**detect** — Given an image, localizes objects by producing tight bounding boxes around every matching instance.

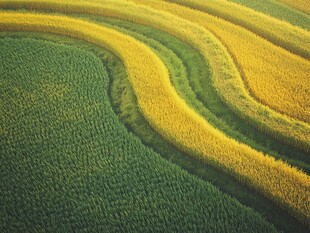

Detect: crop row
[158,0,310,58]
[130,0,310,139]
[218,0,310,30]
[92,16,309,172]
[154,0,310,122]
[78,17,308,232]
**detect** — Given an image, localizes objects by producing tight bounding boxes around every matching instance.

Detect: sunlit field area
[0,0,309,232]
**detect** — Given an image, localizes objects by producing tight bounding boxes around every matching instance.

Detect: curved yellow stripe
[154,0,310,122]
[162,0,310,58]
[126,0,310,137]
[1,11,309,224]
[1,0,309,150]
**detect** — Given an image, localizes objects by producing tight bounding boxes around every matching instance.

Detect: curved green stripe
[81,15,309,173]
[163,0,310,60]
[226,0,310,30]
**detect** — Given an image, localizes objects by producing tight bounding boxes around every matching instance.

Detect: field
[0,0,309,232]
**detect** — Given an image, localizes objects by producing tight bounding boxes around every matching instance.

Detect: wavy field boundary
[219,0,310,30]
[128,0,310,140]
[88,16,309,173]
[152,0,310,122]
[161,0,310,58]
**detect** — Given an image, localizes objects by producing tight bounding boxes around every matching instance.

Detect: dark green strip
[226,0,310,30]
[83,15,310,173]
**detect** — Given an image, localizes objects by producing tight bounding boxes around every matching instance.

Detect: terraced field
[0,0,309,232]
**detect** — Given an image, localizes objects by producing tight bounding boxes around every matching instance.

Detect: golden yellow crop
[124,0,310,147]
[153,0,310,123]
[1,11,309,224]
[163,0,310,58]
[137,0,310,123]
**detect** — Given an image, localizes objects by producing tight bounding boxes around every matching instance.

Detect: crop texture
[0,0,309,232]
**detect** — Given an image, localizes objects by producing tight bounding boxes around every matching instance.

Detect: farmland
[0,0,309,232]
